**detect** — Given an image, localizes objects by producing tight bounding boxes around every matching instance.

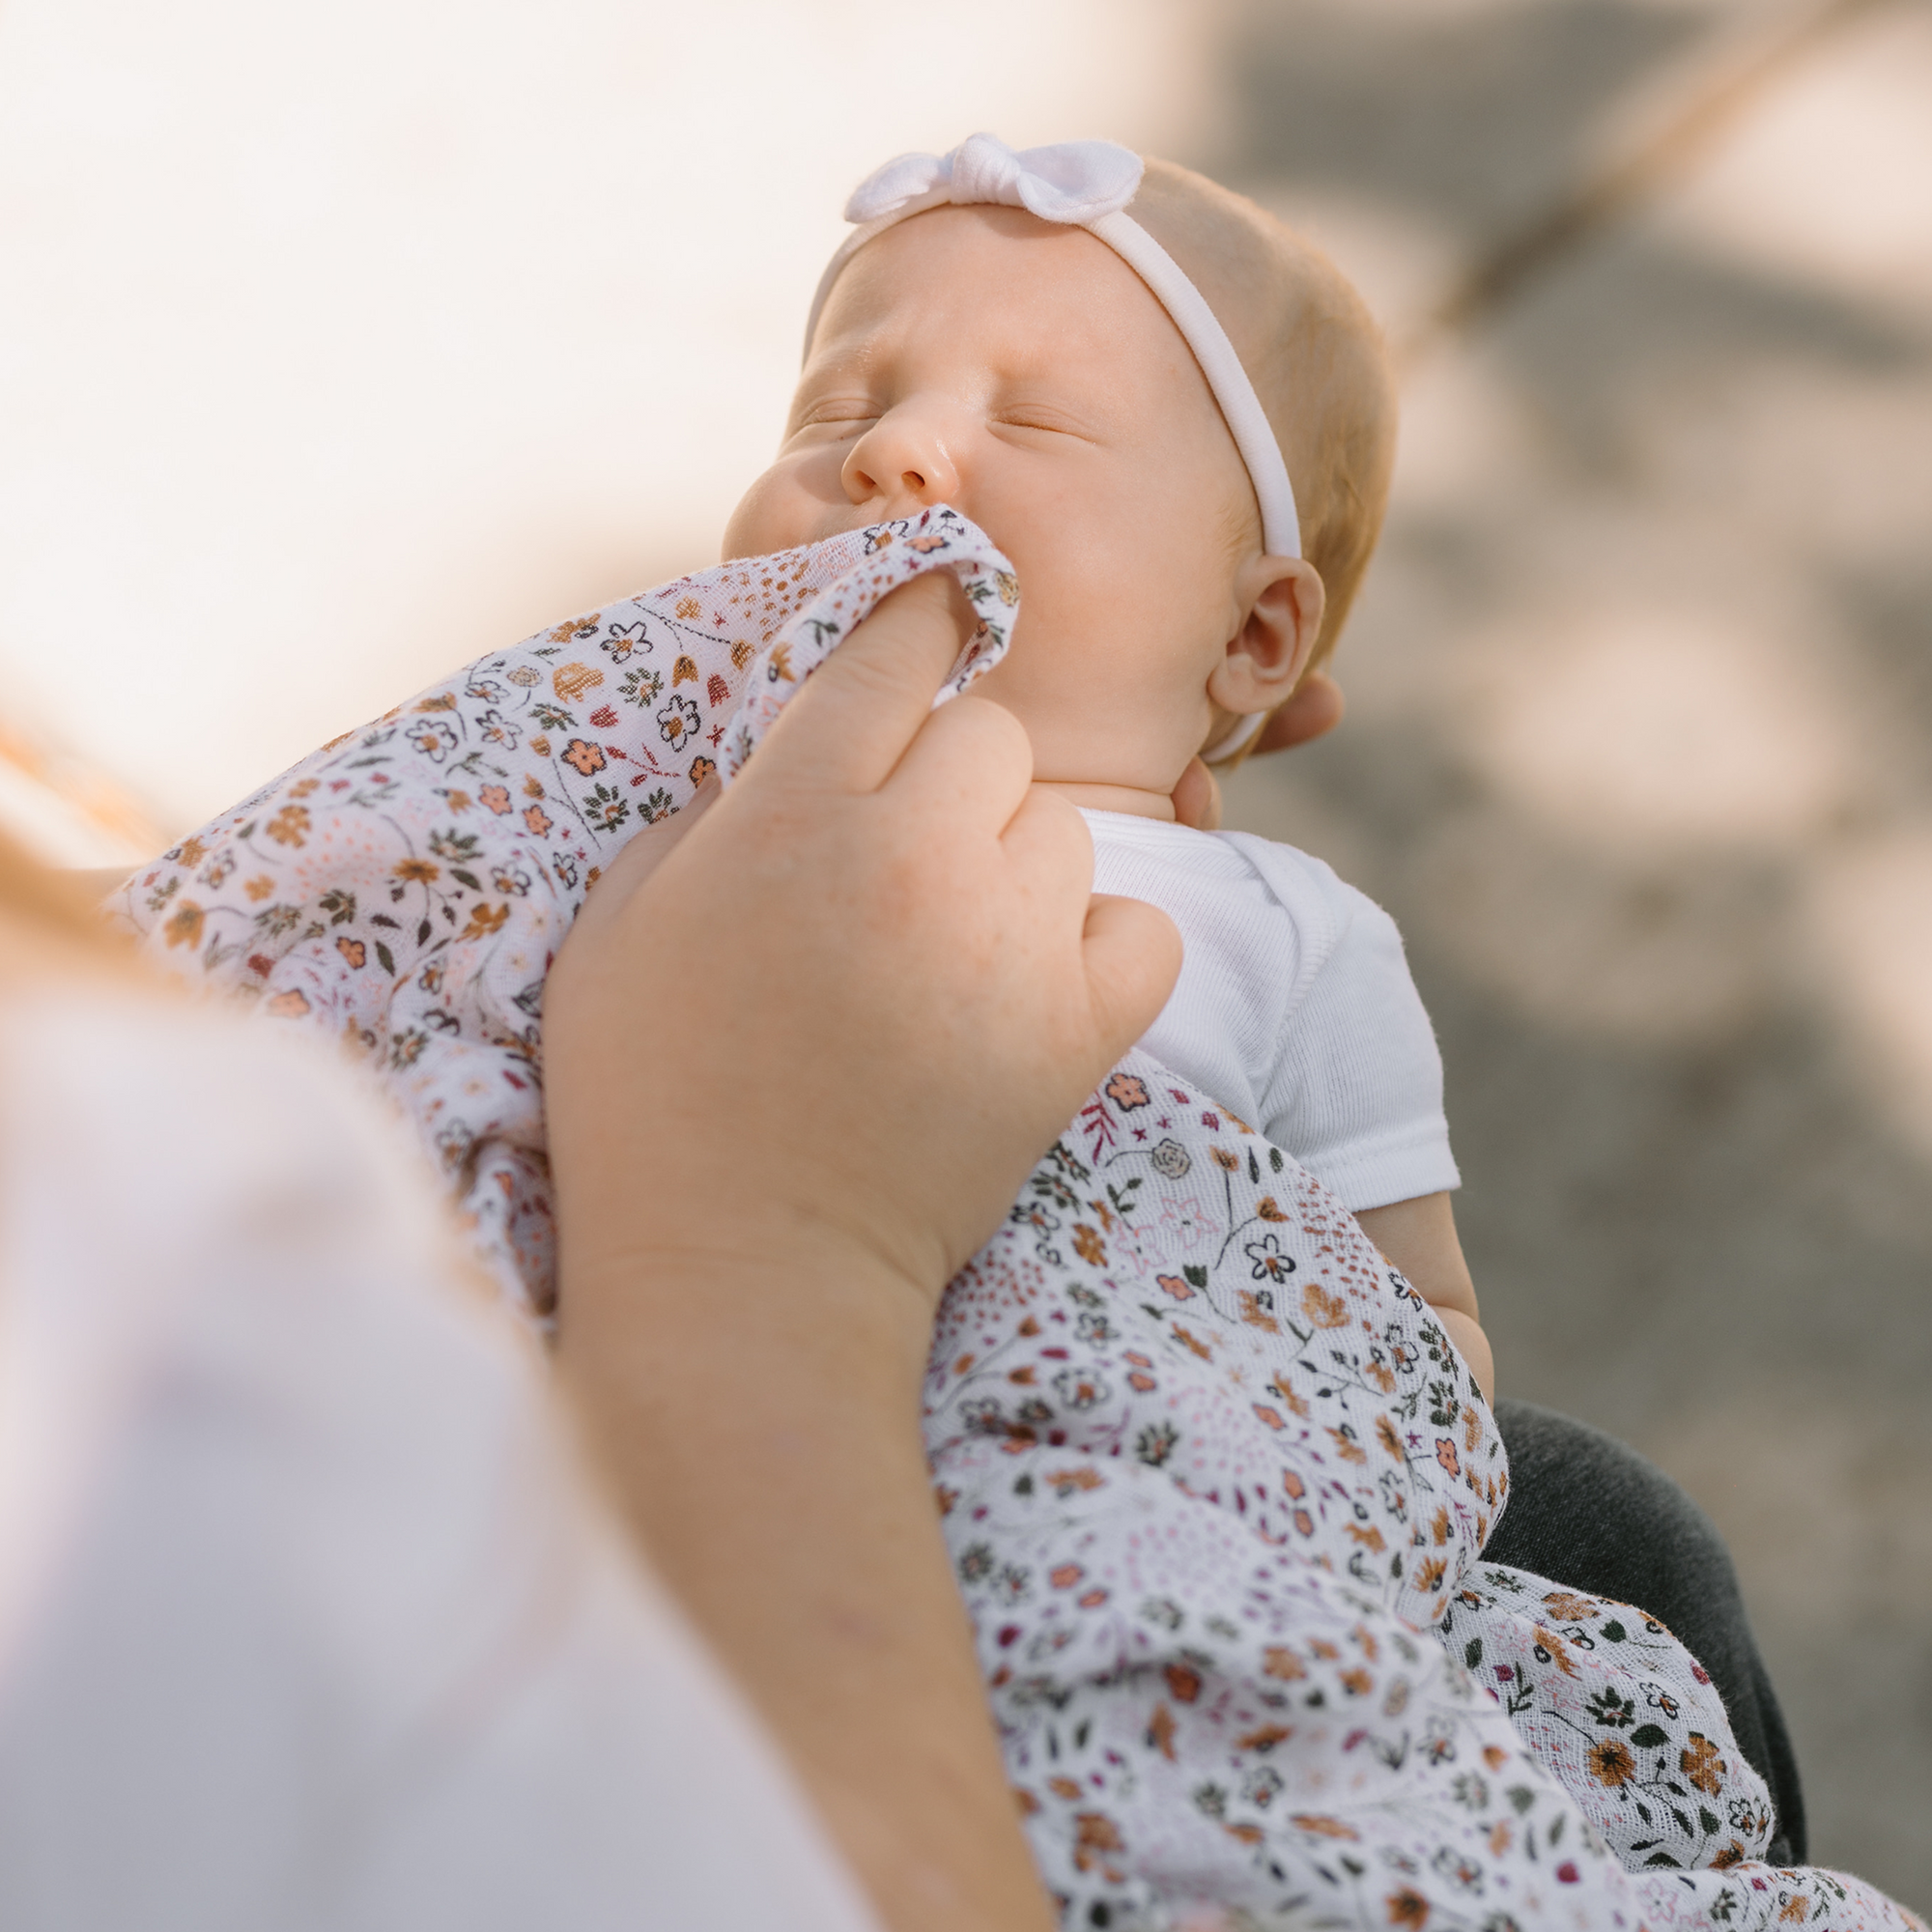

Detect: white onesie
[1083,809,1459,1212]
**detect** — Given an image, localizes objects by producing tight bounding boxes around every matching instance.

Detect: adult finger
[1171,756,1222,831]
[1079,894,1182,1065]
[753,570,976,796]
[996,781,1098,921]
[889,692,1035,836]
[1254,670,1346,755]
[567,773,719,947]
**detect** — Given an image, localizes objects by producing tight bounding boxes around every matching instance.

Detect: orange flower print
[1163,1662,1202,1704]
[1542,1591,1599,1622]
[1154,1273,1194,1300]
[1209,1145,1240,1172]
[562,737,606,777]
[548,615,599,644]
[461,902,509,940]
[674,595,701,620]
[1071,1223,1106,1267]
[1071,1812,1122,1874]
[442,789,471,813]
[688,754,716,787]
[1255,1194,1288,1221]
[1104,1071,1150,1111]
[267,804,311,847]
[1586,1739,1635,1788]
[524,804,554,838]
[393,858,440,885]
[162,900,205,949]
[1302,1282,1350,1328]
[1532,1626,1578,1678]
[1681,1733,1725,1795]
[1264,1648,1307,1683]
[1435,1437,1461,1476]
[242,874,275,902]
[672,653,698,686]
[480,785,511,814]
[1712,1841,1747,1870]
[1049,1564,1084,1589]
[1386,1886,1430,1928]
[265,988,311,1019]
[1238,1723,1292,1752]
[335,936,366,969]
[174,836,207,868]
[1292,1814,1356,1840]
[1148,1703,1177,1761]
[1372,1415,1404,1459]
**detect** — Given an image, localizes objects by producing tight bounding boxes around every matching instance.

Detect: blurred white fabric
[0,992,876,1932]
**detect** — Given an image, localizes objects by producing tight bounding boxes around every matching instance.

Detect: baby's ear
[1208,557,1326,717]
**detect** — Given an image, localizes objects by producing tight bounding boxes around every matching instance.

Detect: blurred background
[2,0,1927,1906]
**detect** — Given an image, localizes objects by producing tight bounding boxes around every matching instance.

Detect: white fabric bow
[844,134,1145,228]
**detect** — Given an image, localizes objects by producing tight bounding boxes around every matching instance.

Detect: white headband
[805,133,1298,761]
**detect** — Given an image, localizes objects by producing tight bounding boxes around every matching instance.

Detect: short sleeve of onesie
[1085,812,1458,1213]
[1228,835,1461,1210]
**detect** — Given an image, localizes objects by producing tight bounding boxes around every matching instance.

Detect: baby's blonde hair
[1129,159,1398,750]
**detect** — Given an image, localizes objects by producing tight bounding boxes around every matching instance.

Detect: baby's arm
[1352,1191,1495,1403]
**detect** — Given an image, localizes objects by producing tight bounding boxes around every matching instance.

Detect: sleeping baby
[114,136,1910,1931]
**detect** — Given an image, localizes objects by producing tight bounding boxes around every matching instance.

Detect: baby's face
[723,207,1263,799]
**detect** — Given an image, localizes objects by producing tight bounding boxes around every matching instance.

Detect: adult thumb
[1078,894,1181,1068]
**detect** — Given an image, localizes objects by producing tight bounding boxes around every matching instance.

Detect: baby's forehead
[809,207,1200,383]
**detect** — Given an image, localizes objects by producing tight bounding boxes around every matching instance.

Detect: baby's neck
[1033,780,1177,822]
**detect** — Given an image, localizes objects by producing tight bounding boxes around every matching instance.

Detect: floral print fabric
[113,519,1916,1932]
[933,1065,1905,1927]
[110,506,1016,1313]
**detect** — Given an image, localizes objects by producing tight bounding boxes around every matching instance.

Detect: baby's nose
[840,409,961,509]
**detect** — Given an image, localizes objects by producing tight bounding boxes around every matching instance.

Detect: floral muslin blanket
[113,512,1914,1932]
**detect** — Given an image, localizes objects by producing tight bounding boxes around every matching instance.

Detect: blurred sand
[1212,0,1932,1903]
[3,0,1928,1908]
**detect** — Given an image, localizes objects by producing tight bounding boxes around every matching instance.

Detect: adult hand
[546,571,1179,1932]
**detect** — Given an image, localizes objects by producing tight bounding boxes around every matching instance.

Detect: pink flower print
[523,804,554,838]
[479,785,512,815]
[1152,1197,1210,1257]
[1104,1071,1151,1111]
[562,738,606,777]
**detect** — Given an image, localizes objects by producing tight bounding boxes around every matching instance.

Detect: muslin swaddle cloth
[115,513,1913,1932]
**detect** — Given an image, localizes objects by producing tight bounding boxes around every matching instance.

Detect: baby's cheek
[719,460,844,559]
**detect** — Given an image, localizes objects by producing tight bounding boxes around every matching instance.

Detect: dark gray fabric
[1485,1399,1805,1867]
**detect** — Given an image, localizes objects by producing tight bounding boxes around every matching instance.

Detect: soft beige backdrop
[4,0,1929,1910]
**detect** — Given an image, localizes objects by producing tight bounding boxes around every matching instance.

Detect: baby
[730,135,1492,1403]
[114,136,1908,1932]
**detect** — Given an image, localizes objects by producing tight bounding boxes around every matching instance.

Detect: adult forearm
[555,1238,1054,1932]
